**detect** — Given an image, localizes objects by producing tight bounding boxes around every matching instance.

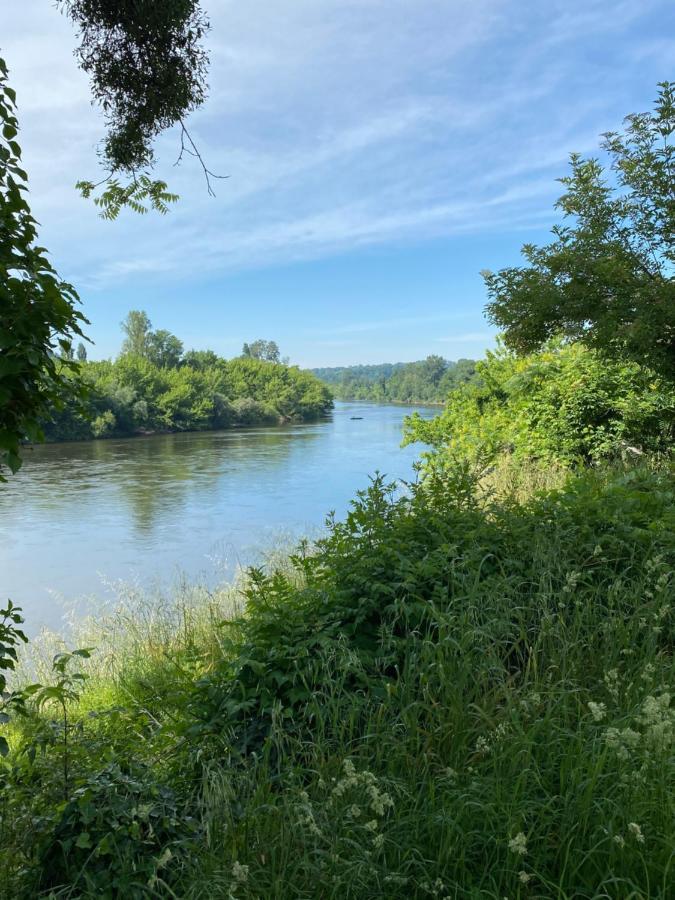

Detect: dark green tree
[0,61,86,477]
[146,329,184,369]
[485,83,675,377]
[76,342,88,362]
[58,0,215,216]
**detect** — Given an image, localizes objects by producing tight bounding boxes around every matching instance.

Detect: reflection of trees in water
[2,425,325,534]
[111,427,324,533]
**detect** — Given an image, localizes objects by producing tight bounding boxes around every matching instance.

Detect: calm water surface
[0,402,434,632]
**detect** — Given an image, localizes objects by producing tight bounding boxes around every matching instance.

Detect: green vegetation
[313,356,477,403]
[404,342,674,468]
[1,84,673,899]
[485,82,674,377]
[42,312,333,441]
[0,462,673,897]
[0,59,87,478]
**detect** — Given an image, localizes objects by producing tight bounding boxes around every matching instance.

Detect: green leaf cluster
[405,342,674,467]
[0,57,88,477]
[485,82,675,376]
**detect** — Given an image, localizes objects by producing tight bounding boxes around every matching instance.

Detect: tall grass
[0,461,672,898]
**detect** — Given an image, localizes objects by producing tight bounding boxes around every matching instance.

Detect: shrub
[405,342,675,467]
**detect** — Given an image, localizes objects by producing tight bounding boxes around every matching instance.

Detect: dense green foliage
[1,462,673,897]
[313,356,477,402]
[43,349,333,441]
[0,59,87,478]
[485,83,675,377]
[405,343,674,467]
[60,0,212,217]
[60,0,209,172]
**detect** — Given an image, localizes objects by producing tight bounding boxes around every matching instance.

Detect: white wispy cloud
[1,0,671,292]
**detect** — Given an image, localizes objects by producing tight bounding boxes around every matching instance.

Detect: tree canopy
[0,60,86,477]
[314,357,478,403]
[242,340,282,364]
[59,0,210,174]
[485,83,675,377]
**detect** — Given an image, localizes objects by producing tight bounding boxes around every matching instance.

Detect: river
[0,401,435,633]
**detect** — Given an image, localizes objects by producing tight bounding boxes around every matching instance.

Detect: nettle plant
[23,648,93,800]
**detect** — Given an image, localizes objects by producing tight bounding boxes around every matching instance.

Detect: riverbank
[1,458,672,897]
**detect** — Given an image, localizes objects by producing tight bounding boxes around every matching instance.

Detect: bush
[405,342,675,467]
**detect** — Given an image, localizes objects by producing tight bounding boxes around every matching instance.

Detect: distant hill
[309,357,478,403]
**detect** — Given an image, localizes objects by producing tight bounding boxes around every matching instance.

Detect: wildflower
[343,759,356,777]
[519,871,532,884]
[349,804,361,819]
[588,701,607,722]
[604,669,620,701]
[367,783,393,816]
[444,767,458,780]
[638,693,673,753]
[604,726,641,760]
[508,832,528,856]
[365,819,378,832]
[613,834,625,848]
[628,822,645,844]
[232,861,249,883]
[475,735,490,755]
[373,833,385,849]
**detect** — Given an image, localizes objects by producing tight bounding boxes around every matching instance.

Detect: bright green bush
[405,342,675,467]
[42,353,333,441]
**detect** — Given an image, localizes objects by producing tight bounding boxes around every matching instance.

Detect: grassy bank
[1,460,673,898]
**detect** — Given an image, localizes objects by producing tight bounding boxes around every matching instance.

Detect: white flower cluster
[603,691,673,762]
[508,832,528,856]
[474,722,509,756]
[331,758,394,820]
[588,701,607,722]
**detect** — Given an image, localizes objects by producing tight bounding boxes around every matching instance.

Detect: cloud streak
[2,0,671,295]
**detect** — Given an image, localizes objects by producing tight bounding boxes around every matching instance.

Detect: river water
[0,401,435,632]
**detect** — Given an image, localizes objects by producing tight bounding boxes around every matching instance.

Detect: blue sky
[2,0,673,366]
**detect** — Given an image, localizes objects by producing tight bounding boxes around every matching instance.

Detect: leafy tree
[0,61,87,477]
[182,349,220,371]
[43,335,333,441]
[313,358,478,403]
[76,342,88,362]
[57,0,213,215]
[1,2,216,471]
[120,310,152,358]
[485,83,675,377]
[146,329,183,369]
[246,340,282,363]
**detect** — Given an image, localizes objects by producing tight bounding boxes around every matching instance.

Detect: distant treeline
[44,313,333,441]
[311,356,478,403]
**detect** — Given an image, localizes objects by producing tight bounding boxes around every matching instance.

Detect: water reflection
[0,402,433,631]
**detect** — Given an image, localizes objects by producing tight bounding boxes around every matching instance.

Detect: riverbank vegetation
[1,459,672,898]
[1,74,673,900]
[312,356,478,403]
[43,313,333,441]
